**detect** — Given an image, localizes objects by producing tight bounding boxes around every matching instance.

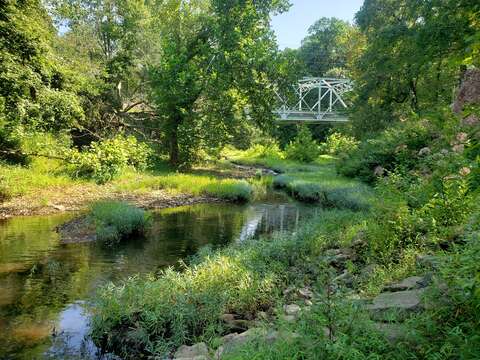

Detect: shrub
[69,135,153,184]
[337,120,435,184]
[0,127,27,164]
[90,201,151,246]
[243,142,285,160]
[285,126,320,163]
[319,132,359,155]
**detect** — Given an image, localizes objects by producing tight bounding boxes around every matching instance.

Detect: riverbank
[90,146,480,359]
[89,154,377,358]
[0,161,270,219]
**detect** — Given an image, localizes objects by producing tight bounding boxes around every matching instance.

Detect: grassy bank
[89,154,375,358]
[91,135,480,359]
[0,158,257,217]
[226,147,373,209]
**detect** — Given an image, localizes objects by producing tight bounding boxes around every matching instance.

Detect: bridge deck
[274,111,349,123]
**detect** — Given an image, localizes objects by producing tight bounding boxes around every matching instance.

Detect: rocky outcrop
[453,68,480,113]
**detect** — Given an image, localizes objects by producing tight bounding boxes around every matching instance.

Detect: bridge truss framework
[274,77,353,123]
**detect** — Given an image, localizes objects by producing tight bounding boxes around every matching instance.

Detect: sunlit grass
[90,201,151,245]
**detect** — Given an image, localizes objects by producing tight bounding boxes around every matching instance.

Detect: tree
[298,17,357,77]
[148,0,289,167]
[351,0,480,137]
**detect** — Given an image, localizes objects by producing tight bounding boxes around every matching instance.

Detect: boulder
[453,68,480,113]
[214,328,266,359]
[333,270,354,287]
[214,328,298,359]
[366,289,425,320]
[174,342,210,360]
[297,287,313,299]
[283,304,301,316]
[281,314,297,323]
[383,276,428,292]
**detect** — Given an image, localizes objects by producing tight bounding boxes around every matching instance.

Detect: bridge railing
[274,77,353,123]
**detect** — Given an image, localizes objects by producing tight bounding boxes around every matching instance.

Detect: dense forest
[1,0,480,359]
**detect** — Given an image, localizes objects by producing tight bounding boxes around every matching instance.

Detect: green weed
[89,201,151,245]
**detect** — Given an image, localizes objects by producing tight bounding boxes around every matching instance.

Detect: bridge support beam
[274,77,353,123]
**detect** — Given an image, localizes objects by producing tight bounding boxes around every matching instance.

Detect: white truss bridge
[274,77,353,123]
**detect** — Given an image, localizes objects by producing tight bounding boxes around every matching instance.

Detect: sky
[272,0,364,49]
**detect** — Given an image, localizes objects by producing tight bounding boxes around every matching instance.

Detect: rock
[174,342,210,360]
[226,319,250,332]
[383,276,429,292]
[297,287,313,299]
[416,255,440,269]
[220,314,235,323]
[359,264,377,282]
[283,286,296,296]
[325,248,342,256]
[418,147,431,156]
[462,114,479,126]
[366,289,425,320]
[51,204,66,211]
[283,304,301,316]
[453,68,480,113]
[214,328,262,359]
[333,270,354,287]
[374,166,385,177]
[256,311,268,320]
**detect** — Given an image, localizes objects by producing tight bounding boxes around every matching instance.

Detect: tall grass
[90,201,151,245]
[90,209,367,358]
[115,172,254,202]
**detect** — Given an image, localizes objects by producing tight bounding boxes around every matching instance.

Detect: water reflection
[0,197,314,359]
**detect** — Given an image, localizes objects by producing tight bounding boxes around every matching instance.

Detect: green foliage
[203,180,252,202]
[337,119,436,184]
[25,89,85,131]
[319,132,359,156]
[285,126,320,163]
[298,17,360,77]
[148,0,289,167]
[90,201,150,246]
[90,205,368,358]
[69,135,153,184]
[351,0,479,136]
[0,127,26,164]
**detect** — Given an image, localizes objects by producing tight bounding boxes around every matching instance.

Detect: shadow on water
[0,193,316,359]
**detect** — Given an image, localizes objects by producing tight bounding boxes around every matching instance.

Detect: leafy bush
[242,142,285,160]
[25,89,85,131]
[0,126,27,164]
[319,132,359,155]
[69,135,153,184]
[90,201,151,246]
[337,120,436,184]
[285,126,320,163]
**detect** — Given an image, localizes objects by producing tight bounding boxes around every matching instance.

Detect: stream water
[0,193,316,359]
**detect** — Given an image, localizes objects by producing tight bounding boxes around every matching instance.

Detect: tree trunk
[168,114,181,167]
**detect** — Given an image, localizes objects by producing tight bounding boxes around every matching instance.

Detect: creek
[0,192,317,359]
